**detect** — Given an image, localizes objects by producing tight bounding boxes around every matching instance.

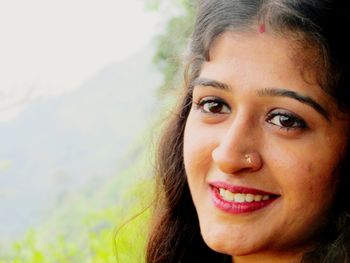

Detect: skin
[183,30,349,262]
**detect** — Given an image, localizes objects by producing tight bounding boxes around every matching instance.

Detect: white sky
[0,0,162,122]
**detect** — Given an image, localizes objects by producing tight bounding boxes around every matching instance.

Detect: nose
[211,118,263,175]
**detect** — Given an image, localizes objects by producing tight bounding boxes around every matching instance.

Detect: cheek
[183,117,218,177]
[268,141,339,206]
[184,129,212,178]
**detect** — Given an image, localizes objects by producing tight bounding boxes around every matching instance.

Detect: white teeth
[219,188,225,197]
[224,190,235,201]
[218,188,272,203]
[262,195,270,200]
[220,189,235,201]
[254,195,263,202]
[245,194,254,202]
[235,193,245,203]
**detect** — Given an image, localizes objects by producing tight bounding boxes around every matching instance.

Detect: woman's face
[183,31,349,261]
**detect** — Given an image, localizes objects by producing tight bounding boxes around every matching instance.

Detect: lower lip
[211,187,277,214]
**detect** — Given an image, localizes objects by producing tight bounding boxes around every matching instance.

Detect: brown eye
[266,111,307,130]
[196,97,231,114]
[278,115,296,127]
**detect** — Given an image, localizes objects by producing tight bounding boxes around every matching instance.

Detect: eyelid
[266,109,308,130]
[194,96,231,114]
[267,109,305,121]
[196,96,228,105]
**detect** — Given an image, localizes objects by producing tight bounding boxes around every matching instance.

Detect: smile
[219,188,271,203]
[209,182,279,214]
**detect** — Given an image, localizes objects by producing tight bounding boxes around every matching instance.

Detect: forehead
[201,31,331,107]
[208,31,303,76]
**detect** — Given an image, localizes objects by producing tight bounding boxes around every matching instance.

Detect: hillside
[0,45,162,248]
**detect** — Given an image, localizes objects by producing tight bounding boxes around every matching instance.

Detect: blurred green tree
[148,0,195,95]
[1,1,196,262]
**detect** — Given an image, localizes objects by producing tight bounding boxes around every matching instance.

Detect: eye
[266,110,307,130]
[195,96,231,114]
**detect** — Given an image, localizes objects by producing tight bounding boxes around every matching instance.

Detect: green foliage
[3,197,149,262]
[0,1,194,262]
[152,0,195,95]
[1,138,154,263]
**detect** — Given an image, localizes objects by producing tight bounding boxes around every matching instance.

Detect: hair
[146,1,350,262]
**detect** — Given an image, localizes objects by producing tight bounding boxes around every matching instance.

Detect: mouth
[218,188,271,202]
[209,182,279,214]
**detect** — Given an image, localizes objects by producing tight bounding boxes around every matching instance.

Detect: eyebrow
[257,88,330,120]
[191,77,330,121]
[191,77,230,90]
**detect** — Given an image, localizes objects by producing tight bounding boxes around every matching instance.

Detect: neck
[232,249,307,263]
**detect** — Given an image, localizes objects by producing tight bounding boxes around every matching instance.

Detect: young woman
[146,1,350,262]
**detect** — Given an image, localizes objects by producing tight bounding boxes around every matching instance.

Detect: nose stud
[212,147,263,174]
[244,154,252,164]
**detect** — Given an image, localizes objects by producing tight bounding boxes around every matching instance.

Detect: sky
[0,0,167,244]
[0,0,162,122]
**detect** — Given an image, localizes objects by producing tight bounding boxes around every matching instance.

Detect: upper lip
[209,181,279,196]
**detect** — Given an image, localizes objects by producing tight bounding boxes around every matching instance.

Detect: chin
[200,227,256,257]
[204,238,254,257]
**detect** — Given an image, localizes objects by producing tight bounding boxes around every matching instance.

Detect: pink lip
[210,182,277,195]
[209,182,279,214]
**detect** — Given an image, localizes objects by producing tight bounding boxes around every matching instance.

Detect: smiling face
[183,31,349,262]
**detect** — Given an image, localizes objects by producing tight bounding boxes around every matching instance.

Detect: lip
[209,181,279,214]
[210,181,278,195]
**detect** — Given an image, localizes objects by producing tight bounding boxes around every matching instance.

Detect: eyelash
[266,110,308,131]
[194,96,308,131]
[194,96,231,114]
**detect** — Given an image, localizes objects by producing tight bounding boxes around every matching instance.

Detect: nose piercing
[244,154,252,164]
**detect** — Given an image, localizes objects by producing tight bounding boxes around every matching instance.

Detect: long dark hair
[146,1,350,262]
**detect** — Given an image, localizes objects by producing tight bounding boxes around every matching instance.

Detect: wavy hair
[146,1,350,262]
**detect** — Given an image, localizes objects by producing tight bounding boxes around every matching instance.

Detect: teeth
[254,195,263,202]
[262,195,270,200]
[220,189,235,201]
[218,188,272,203]
[224,190,235,201]
[245,194,254,202]
[235,193,245,203]
[219,188,225,197]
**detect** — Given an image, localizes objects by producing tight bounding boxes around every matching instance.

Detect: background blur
[0,0,194,262]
